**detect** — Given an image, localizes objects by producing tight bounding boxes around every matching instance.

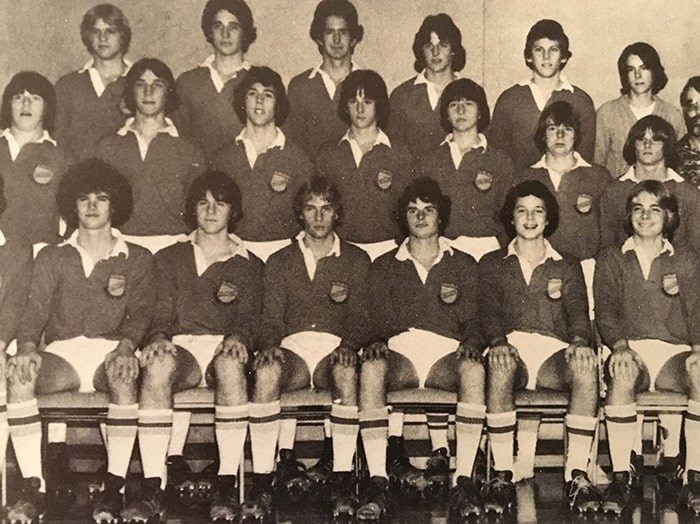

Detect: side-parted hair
[397,177,451,236]
[338,70,390,130]
[412,13,466,73]
[681,76,700,108]
[0,175,6,216]
[58,158,132,229]
[500,180,559,238]
[0,71,56,133]
[123,58,178,116]
[624,179,680,240]
[534,100,581,153]
[524,19,571,70]
[439,78,490,133]
[617,42,668,95]
[622,115,679,169]
[80,4,132,54]
[309,0,364,52]
[233,66,289,125]
[201,0,257,52]
[185,171,242,232]
[294,175,344,227]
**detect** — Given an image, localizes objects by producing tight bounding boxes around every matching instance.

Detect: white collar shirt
[505,238,563,285]
[296,231,341,280]
[621,236,675,280]
[1,129,57,162]
[414,70,458,110]
[186,231,249,277]
[339,128,392,168]
[117,117,179,160]
[618,166,685,183]
[234,127,286,169]
[79,58,132,97]
[518,73,574,111]
[395,236,454,285]
[440,133,488,170]
[60,228,129,278]
[308,61,358,100]
[530,151,591,191]
[200,55,251,94]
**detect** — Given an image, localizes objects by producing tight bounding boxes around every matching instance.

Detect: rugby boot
[166,455,197,508]
[196,460,219,506]
[357,475,390,521]
[630,451,644,503]
[656,455,684,509]
[329,471,358,519]
[7,477,44,524]
[209,475,239,521]
[121,476,166,523]
[306,437,333,487]
[680,470,700,516]
[565,469,602,513]
[424,447,450,498]
[240,473,274,522]
[481,470,516,515]
[601,471,633,516]
[472,447,488,484]
[275,449,311,502]
[448,475,483,520]
[44,442,76,518]
[388,436,426,496]
[91,473,124,523]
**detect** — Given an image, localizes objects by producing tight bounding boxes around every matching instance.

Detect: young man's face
[682,87,700,138]
[244,82,276,127]
[446,97,479,134]
[318,15,354,61]
[347,88,377,130]
[134,69,168,118]
[635,128,665,167]
[630,191,665,239]
[406,198,439,240]
[626,54,653,96]
[544,119,575,157]
[88,18,124,60]
[11,90,44,132]
[422,32,453,75]
[527,37,565,79]
[513,194,547,240]
[302,194,336,241]
[77,191,112,230]
[196,190,233,235]
[210,10,244,57]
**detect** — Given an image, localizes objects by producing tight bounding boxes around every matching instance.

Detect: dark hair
[397,177,451,236]
[624,179,680,240]
[185,171,242,233]
[293,175,344,228]
[0,175,6,216]
[500,180,559,238]
[534,100,581,153]
[681,76,700,109]
[309,0,364,53]
[123,58,178,116]
[338,70,390,130]
[524,19,571,71]
[622,115,679,169]
[57,158,132,229]
[439,78,490,133]
[412,13,466,73]
[80,4,131,54]
[233,66,289,125]
[617,42,668,95]
[201,0,257,52]
[0,71,56,133]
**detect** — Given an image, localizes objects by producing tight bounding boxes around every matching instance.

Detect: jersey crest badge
[377,169,393,190]
[576,194,593,214]
[216,281,239,303]
[106,274,126,298]
[440,283,459,304]
[330,281,348,303]
[32,165,54,185]
[547,278,562,300]
[270,172,290,193]
[474,171,493,192]
[663,273,679,296]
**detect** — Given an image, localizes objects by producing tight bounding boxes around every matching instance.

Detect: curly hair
[500,180,559,239]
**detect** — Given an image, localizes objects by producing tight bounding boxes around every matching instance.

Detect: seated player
[478,180,600,515]
[96,58,205,253]
[595,181,700,516]
[210,65,312,262]
[0,71,72,246]
[388,13,467,161]
[242,176,369,520]
[677,76,700,187]
[417,78,515,261]
[5,159,154,523]
[141,171,262,521]
[315,69,413,261]
[358,177,484,520]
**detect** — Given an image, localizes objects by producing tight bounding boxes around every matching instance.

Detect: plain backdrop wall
[0,0,696,113]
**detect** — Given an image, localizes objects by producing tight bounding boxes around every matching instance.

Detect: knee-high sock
[685,400,700,473]
[605,404,637,474]
[8,399,43,487]
[514,416,540,480]
[454,403,485,482]
[278,415,297,454]
[331,404,358,473]
[106,403,138,479]
[564,414,598,481]
[167,410,191,457]
[427,412,449,452]
[632,413,644,455]
[659,413,683,459]
[388,410,404,438]
[248,401,280,474]
[0,388,8,471]
[360,407,389,478]
[215,404,248,476]
[486,411,516,473]
[323,417,331,438]
[138,409,172,486]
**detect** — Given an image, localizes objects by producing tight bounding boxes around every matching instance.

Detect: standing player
[595,42,686,178]
[210,66,312,262]
[388,13,467,161]
[478,181,600,515]
[5,159,154,524]
[677,76,700,187]
[96,58,204,253]
[358,177,485,521]
[315,69,413,261]
[285,0,364,159]
[54,4,132,160]
[418,78,514,261]
[488,19,595,171]
[243,176,370,520]
[174,0,256,158]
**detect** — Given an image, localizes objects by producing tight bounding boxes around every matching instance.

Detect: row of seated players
[2,157,700,522]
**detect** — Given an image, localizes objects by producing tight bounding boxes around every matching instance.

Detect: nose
[314,209,324,221]
[356,102,364,114]
[556,126,565,138]
[98,30,108,42]
[642,136,654,147]
[431,44,440,57]
[332,30,341,44]
[634,68,642,79]
[20,95,31,107]
[416,209,426,220]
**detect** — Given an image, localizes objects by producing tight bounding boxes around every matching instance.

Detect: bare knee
[141,353,176,391]
[332,362,358,405]
[253,361,282,402]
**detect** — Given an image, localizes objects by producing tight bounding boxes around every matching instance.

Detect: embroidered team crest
[216,281,239,304]
[270,172,290,193]
[474,171,493,192]
[106,274,126,298]
[576,193,593,214]
[440,283,459,304]
[329,281,348,303]
[547,278,562,300]
[663,273,680,296]
[32,165,54,185]
[376,169,393,190]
